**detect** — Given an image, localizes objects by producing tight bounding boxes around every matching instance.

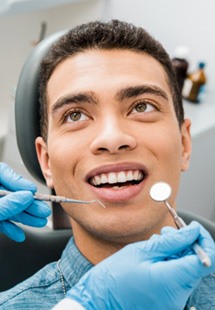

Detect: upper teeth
[90,170,143,186]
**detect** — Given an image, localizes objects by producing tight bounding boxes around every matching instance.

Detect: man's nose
[90,118,137,155]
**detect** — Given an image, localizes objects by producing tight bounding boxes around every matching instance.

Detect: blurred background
[0,0,214,222]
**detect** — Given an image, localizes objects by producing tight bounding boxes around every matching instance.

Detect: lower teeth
[113,186,121,189]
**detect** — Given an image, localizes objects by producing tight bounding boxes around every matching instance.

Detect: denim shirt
[0,237,214,310]
[0,238,93,309]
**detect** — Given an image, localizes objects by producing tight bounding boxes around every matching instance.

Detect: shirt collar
[59,237,94,288]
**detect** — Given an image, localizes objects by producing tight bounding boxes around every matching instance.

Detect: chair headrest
[15,30,66,184]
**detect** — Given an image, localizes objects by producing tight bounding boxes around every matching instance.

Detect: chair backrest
[0,228,71,292]
[15,31,66,184]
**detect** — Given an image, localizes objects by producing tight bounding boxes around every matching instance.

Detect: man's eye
[64,110,89,122]
[132,101,155,114]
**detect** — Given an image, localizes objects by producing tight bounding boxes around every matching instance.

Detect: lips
[86,164,148,202]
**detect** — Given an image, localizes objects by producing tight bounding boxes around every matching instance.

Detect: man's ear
[35,137,54,188]
[181,118,192,172]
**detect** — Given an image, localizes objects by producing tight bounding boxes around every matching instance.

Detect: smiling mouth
[88,170,145,189]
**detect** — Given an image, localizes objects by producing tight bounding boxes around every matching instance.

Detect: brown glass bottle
[182,62,206,103]
[172,46,189,92]
[172,59,189,92]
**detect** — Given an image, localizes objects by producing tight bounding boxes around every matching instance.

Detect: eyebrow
[50,84,169,115]
[51,92,98,115]
[115,85,169,102]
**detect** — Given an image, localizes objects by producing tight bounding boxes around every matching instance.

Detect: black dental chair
[0,228,71,292]
[1,31,215,293]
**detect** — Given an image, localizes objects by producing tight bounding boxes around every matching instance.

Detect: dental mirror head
[150,181,172,202]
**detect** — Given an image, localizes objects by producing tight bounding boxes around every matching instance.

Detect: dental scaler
[0,190,106,208]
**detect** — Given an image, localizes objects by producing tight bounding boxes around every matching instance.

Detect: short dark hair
[39,19,183,140]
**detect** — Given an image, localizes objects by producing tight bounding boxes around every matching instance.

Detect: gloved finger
[0,220,25,242]
[160,226,177,235]
[0,162,37,193]
[192,222,215,268]
[160,226,193,259]
[138,222,201,259]
[161,222,215,263]
[195,221,215,248]
[0,191,34,220]
[147,233,160,242]
[25,200,51,218]
[165,250,215,285]
[10,212,48,227]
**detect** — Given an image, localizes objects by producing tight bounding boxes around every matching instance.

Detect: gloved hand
[55,222,215,310]
[0,162,51,242]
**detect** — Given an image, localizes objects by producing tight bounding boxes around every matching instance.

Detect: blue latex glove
[0,162,51,242]
[64,222,215,310]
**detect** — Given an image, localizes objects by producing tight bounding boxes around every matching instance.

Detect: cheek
[147,123,181,149]
[47,134,89,195]
[47,142,73,184]
[145,125,183,170]
[154,128,183,195]
[48,132,81,166]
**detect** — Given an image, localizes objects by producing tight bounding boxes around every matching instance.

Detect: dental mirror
[150,181,171,202]
[149,181,211,267]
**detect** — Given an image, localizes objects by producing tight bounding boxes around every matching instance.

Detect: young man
[1,163,213,310]
[0,20,214,309]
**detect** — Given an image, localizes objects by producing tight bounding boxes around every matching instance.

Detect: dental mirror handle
[164,201,186,228]
[173,214,187,229]
[164,201,211,267]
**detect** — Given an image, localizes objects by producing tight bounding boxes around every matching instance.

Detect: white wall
[0,0,105,138]
[104,0,215,89]
[177,126,215,220]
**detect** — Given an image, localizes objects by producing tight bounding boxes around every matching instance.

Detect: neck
[70,213,176,265]
[71,220,123,264]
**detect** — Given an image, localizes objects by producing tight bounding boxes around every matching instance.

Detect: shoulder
[0,262,65,309]
[186,274,215,310]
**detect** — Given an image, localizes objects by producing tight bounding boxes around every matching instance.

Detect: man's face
[36,49,191,245]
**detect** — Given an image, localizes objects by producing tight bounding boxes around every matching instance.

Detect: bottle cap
[198,62,205,69]
[174,46,190,59]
